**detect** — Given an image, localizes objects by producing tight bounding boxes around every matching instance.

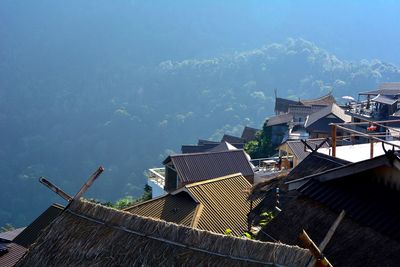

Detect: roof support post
[370,138,374,159]
[331,124,337,157]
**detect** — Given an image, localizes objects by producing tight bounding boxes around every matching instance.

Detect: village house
[16,199,312,267]
[304,103,351,138]
[277,138,330,167]
[163,149,254,192]
[126,173,259,236]
[256,150,400,266]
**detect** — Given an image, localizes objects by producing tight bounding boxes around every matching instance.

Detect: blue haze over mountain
[1,0,400,227]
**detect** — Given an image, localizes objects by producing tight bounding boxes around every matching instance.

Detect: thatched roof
[17,200,311,267]
[258,197,400,266]
[13,203,63,248]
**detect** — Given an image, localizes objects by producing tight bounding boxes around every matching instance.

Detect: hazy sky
[1,0,400,67]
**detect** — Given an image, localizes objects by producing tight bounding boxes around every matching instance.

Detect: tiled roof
[300,94,336,106]
[266,113,293,127]
[359,83,400,96]
[127,173,258,236]
[163,150,254,184]
[304,103,351,128]
[0,242,27,267]
[13,203,63,248]
[0,228,25,241]
[274,97,299,114]
[241,126,260,142]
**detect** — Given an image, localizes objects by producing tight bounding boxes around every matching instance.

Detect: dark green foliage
[244,127,274,158]
[258,211,274,227]
[87,184,153,210]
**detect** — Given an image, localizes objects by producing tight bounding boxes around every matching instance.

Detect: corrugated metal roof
[165,150,254,184]
[125,193,198,226]
[298,162,400,240]
[0,228,25,242]
[127,173,257,236]
[0,242,27,267]
[13,203,63,248]
[285,139,330,162]
[185,173,256,236]
[285,152,350,182]
[266,113,293,126]
[305,103,351,128]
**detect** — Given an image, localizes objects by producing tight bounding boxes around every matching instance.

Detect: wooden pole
[370,138,374,159]
[299,230,333,267]
[331,124,337,157]
[73,166,105,201]
[319,210,345,252]
[39,177,73,202]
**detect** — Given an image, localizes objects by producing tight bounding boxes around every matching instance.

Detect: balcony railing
[146,167,165,188]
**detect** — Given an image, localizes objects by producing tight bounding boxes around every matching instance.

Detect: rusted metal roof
[127,173,257,236]
[164,150,254,184]
[0,242,27,267]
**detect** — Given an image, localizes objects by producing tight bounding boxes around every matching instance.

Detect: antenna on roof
[274,88,277,99]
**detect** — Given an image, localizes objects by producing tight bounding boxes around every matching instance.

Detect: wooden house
[304,103,351,138]
[127,173,259,236]
[163,149,254,192]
